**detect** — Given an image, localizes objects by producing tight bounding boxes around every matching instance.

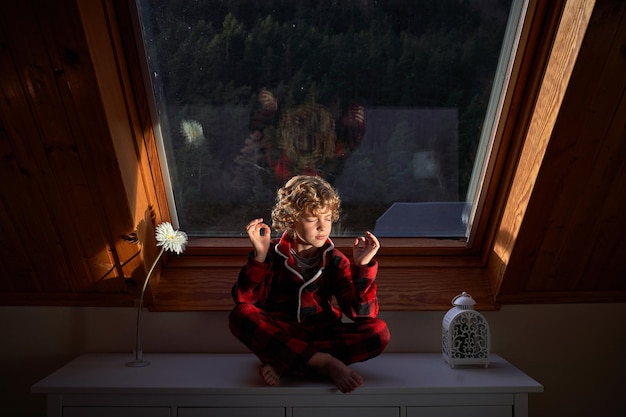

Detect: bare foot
[307,352,363,393]
[259,364,280,386]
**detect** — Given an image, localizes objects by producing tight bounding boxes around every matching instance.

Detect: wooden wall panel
[76,0,175,292]
[105,0,174,226]
[38,0,139,285]
[0,184,41,292]
[532,1,625,292]
[570,83,626,291]
[155,263,493,312]
[0,0,154,304]
[487,0,596,296]
[0,4,86,293]
[496,0,626,301]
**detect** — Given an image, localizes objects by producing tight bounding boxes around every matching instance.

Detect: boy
[229,175,390,393]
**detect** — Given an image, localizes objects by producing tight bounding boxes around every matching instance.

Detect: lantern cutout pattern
[442,292,490,368]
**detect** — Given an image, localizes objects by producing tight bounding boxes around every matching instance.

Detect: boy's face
[292,207,333,250]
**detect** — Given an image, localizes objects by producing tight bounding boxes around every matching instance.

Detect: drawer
[293,407,399,417]
[63,407,170,417]
[407,406,511,417]
[178,408,284,417]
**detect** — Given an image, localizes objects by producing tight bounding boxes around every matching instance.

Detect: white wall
[2,304,625,416]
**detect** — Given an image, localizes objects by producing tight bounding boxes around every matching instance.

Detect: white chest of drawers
[32,353,542,417]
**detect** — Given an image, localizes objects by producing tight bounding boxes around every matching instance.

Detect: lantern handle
[451,291,475,307]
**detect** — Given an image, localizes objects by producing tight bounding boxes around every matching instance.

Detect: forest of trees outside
[136,0,513,236]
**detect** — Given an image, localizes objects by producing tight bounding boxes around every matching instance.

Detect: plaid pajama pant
[229,302,390,376]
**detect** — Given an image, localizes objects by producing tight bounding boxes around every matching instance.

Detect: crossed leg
[229,303,390,392]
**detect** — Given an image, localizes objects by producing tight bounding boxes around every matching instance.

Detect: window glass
[135,0,517,237]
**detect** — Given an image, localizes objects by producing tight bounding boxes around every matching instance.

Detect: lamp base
[126,359,150,367]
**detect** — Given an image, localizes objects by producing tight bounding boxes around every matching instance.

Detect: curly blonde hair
[271,175,341,234]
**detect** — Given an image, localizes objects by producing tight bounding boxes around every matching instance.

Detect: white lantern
[442,292,490,368]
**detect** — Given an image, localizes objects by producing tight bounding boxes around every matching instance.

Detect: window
[134,0,523,240]
[110,0,569,311]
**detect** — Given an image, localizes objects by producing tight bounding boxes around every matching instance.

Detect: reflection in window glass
[135,0,516,237]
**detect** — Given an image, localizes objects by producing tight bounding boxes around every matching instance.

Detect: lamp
[442,291,490,368]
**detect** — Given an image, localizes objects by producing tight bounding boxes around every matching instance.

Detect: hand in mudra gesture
[246,218,271,263]
[352,231,380,266]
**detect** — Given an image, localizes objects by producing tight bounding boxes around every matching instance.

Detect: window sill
[154,237,496,312]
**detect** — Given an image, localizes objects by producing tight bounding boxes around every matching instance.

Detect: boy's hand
[246,218,271,263]
[353,231,380,266]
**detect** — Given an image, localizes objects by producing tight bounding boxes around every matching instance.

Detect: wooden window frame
[79,0,595,311]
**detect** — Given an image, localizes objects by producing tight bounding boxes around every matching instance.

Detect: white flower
[155,222,188,254]
[180,119,205,146]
